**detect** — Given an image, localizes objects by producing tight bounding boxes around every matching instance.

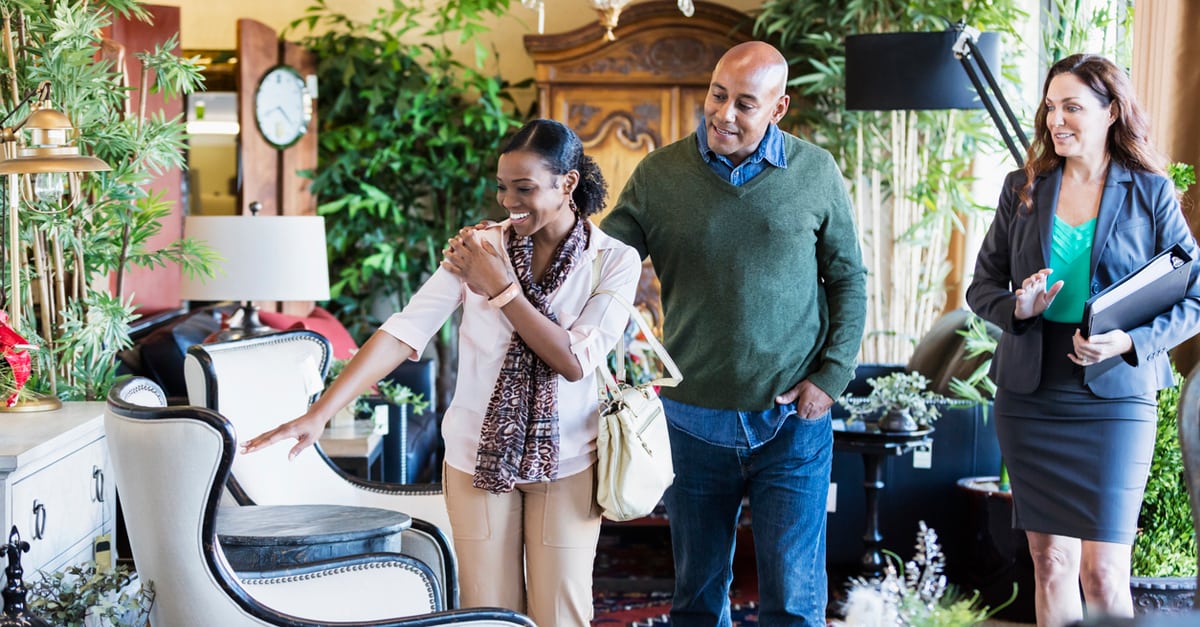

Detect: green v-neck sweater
[601,132,867,410]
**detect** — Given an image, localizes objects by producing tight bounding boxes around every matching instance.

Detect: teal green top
[600,132,867,409]
[1043,216,1095,323]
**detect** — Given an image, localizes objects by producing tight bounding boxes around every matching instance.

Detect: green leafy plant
[1129,165,1199,578]
[28,561,154,627]
[839,522,1011,626]
[285,1,521,332]
[1,1,215,402]
[1168,162,1196,195]
[946,314,999,407]
[284,0,525,408]
[839,371,955,429]
[1131,367,1195,578]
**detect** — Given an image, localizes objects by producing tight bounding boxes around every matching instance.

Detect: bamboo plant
[0,0,215,401]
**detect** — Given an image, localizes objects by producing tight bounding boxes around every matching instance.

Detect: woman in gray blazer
[967,53,1200,627]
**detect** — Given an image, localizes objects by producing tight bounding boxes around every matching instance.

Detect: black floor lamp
[844,21,1028,167]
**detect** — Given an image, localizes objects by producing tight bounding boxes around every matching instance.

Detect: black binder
[1081,242,1193,383]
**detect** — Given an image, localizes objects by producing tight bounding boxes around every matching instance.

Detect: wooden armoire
[524,1,754,217]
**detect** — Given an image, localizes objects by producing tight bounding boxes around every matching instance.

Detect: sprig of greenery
[1168,162,1195,195]
[374,379,430,416]
[326,358,429,417]
[29,561,154,627]
[947,313,998,408]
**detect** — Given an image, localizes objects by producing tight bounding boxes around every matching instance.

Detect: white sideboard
[0,401,115,580]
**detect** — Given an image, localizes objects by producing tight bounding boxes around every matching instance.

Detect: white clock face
[254,66,312,149]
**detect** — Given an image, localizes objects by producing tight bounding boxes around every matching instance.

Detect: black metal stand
[834,426,935,577]
[951,21,1029,166]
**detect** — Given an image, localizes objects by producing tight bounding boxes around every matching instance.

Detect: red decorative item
[0,312,32,407]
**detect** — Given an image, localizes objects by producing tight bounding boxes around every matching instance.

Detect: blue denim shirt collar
[695,118,787,186]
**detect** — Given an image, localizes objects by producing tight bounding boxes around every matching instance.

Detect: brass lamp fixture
[522,0,694,40]
[0,80,111,412]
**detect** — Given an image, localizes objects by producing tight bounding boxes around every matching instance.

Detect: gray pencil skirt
[993,321,1157,545]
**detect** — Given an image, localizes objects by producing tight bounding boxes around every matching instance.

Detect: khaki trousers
[444,464,602,627]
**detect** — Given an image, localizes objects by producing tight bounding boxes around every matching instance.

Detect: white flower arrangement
[837,522,1010,627]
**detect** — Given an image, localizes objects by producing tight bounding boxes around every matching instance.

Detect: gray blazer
[966,161,1200,398]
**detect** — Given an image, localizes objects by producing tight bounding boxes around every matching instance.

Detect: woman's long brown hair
[1019,53,1167,212]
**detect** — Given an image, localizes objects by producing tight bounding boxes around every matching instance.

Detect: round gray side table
[217,503,411,572]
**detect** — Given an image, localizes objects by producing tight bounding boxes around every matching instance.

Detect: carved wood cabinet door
[524,1,753,220]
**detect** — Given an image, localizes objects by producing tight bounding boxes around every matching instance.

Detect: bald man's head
[703,41,791,166]
[714,41,789,99]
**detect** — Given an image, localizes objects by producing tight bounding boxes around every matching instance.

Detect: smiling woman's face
[1044,72,1115,162]
[495,149,577,239]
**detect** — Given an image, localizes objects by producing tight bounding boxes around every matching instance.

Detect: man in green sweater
[601,41,867,626]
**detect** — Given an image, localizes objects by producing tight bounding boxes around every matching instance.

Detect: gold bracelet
[488,282,521,308]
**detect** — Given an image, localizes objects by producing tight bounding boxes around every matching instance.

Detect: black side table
[217,504,411,572]
[833,424,934,578]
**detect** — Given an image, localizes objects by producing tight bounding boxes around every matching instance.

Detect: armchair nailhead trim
[242,560,438,610]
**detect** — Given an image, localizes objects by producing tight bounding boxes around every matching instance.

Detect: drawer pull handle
[93,466,105,502]
[32,501,46,540]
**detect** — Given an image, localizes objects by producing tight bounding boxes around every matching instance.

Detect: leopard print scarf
[472,215,591,494]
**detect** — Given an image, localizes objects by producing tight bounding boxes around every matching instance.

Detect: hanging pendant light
[525,0,695,41]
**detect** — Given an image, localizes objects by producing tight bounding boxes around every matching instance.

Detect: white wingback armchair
[182,330,457,606]
[105,378,533,627]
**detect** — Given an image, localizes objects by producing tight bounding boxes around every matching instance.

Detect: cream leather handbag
[593,289,682,522]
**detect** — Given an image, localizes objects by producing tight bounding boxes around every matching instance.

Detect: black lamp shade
[845,30,1001,111]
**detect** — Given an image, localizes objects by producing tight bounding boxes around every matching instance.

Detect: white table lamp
[181,215,331,341]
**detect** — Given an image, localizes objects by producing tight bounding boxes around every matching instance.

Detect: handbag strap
[595,288,682,390]
[589,251,682,392]
[591,253,627,383]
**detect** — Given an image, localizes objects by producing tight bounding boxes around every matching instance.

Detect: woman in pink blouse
[244,119,642,626]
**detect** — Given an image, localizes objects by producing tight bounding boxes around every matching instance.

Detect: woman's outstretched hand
[1014,268,1064,320]
[240,412,327,461]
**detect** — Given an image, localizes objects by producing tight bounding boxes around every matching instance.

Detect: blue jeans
[663,409,832,626]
